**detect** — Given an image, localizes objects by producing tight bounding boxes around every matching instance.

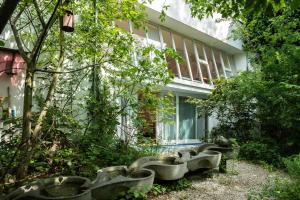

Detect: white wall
[145,0,244,53]
[0,72,25,117]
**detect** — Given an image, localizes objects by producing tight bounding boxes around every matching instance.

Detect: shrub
[239,141,283,167]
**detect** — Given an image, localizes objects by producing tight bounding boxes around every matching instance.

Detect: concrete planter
[182,150,222,172]
[4,176,92,200]
[90,166,154,200]
[130,156,188,181]
[208,146,239,159]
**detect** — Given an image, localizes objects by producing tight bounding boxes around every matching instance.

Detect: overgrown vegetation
[0,0,177,195]
[187,5,300,199]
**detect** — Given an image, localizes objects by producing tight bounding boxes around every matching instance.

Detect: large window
[173,33,190,79]
[160,94,205,144]
[161,29,179,77]
[185,39,201,81]
[114,20,236,84]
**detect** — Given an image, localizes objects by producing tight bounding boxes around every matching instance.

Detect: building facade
[0,0,248,145]
[117,0,248,145]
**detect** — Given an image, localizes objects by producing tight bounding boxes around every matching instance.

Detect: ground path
[150,160,283,200]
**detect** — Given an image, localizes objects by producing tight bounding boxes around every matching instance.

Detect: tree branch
[30,0,62,64]
[33,0,46,28]
[10,20,30,63]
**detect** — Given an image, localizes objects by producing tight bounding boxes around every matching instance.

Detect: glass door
[178,96,197,143]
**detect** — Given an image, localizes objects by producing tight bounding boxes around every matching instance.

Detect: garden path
[150,160,284,200]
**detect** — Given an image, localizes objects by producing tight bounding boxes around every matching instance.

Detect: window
[213,50,225,78]
[205,46,218,80]
[196,43,210,84]
[160,94,206,144]
[147,24,161,47]
[132,25,146,38]
[223,53,233,77]
[185,39,201,81]
[173,33,190,79]
[161,96,176,142]
[115,20,130,32]
[179,96,196,140]
[162,29,178,77]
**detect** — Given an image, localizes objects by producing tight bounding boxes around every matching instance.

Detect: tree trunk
[16,26,65,181]
[16,62,35,180]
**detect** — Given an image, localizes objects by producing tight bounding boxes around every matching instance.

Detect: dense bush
[239,141,283,167]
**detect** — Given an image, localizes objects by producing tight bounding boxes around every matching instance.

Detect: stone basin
[4,176,92,200]
[129,156,188,181]
[208,146,239,159]
[180,150,222,172]
[90,166,154,200]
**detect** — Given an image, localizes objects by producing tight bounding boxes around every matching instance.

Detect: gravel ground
[150,160,283,200]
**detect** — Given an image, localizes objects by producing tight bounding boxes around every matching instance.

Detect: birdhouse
[62,10,74,32]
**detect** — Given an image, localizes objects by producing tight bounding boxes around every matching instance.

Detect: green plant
[0,39,5,47]
[248,154,300,200]
[149,184,167,196]
[115,187,148,200]
[239,141,283,168]
[166,178,192,192]
[284,153,300,180]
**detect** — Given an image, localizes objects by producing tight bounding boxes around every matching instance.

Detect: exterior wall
[0,49,25,119]
[144,0,248,145]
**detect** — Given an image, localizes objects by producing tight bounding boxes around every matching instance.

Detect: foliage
[115,187,149,200]
[149,178,192,197]
[248,154,300,200]
[1,0,178,194]
[188,8,300,164]
[186,0,299,20]
[239,141,283,168]
[0,38,4,46]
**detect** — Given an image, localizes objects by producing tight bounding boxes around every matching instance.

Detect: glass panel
[200,63,210,84]
[115,20,130,32]
[173,34,190,79]
[228,55,235,70]
[185,39,201,81]
[223,53,231,70]
[133,26,146,38]
[162,96,176,141]
[197,114,205,140]
[162,29,178,77]
[147,24,160,47]
[205,46,218,80]
[214,50,225,77]
[179,96,196,140]
[196,44,210,84]
[196,42,205,60]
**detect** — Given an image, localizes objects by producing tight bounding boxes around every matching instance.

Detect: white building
[121,0,248,146]
[0,0,248,146]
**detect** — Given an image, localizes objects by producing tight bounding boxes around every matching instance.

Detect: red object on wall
[0,48,25,76]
